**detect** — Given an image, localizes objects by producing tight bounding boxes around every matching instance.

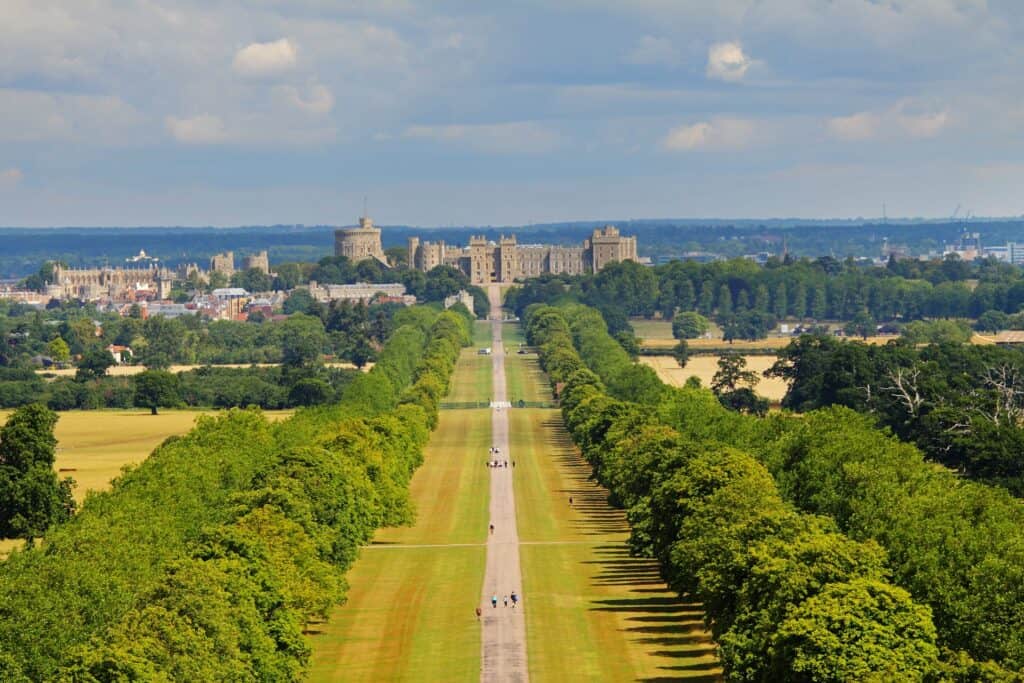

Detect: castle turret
[334,216,388,266]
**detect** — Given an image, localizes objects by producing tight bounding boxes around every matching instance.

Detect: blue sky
[1,0,1023,226]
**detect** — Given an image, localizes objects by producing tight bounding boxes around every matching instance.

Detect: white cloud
[0,168,23,189]
[403,122,560,154]
[277,82,335,114]
[232,38,298,78]
[661,117,754,151]
[706,41,752,82]
[625,35,681,67]
[826,111,881,141]
[165,114,226,144]
[826,100,951,141]
[896,107,950,138]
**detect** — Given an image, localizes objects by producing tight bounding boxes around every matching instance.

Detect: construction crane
[951,204,961,221]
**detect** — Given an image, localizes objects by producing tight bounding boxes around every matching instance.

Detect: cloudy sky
[2,0,1023,226]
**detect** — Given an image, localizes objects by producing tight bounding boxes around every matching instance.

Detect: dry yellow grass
[640,355,789,403]
[39,362,367,378]
[0,409,293,505]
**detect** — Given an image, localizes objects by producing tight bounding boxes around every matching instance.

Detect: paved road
[480,285,529,682]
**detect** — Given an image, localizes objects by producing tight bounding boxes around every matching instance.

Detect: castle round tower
[334,216,387,265]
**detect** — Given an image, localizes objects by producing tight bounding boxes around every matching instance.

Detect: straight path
[480,285,529,682]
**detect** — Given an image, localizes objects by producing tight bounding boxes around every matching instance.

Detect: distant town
[0,216,643,320]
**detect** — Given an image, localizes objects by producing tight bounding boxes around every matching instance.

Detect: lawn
[630,319,675,341]
[306,396,492,681]
[447,348,494,403]
[0,408,293,558]
[510,408,721,682]
[640,355,790,403]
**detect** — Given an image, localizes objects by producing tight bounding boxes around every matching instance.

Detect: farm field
[641,355,790,403]
[506,369,721,679]
[0,408,293,558]
[306,397,491,682]
[38,361,367,378]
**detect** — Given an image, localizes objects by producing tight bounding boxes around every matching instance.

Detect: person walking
[511,592,518,608]
[503,595,509,607]
[489,523,494,535]
[491,594,498,608]
[476,606,482,620]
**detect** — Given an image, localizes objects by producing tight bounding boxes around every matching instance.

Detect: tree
[0,404,75,539]
[283,289,316,315]
[672,312,709,340]
[976,310,1009,334]
[844,309,876,340]
[717,284,733,317]
[712,351,768,415]
[76,347,115,381]
[272,263,303,291]
[207,270,229,290]
[288,378,332,406]
[671,340,690,368]
[134,370,181,415]
[280,314,327,372]
[773,579,939,681]
[47,337,70,365]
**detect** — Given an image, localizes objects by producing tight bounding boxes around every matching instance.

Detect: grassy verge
[447,348,494,403]
[307,405,491,681]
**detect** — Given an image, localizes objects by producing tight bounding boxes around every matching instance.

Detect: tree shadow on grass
[539,419,723,681]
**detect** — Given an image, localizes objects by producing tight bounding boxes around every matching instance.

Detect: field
[640,355,790,403]
[306,403,491,681]
[38,361,366,378]
[0,408,293,558]
[501,324,551,404]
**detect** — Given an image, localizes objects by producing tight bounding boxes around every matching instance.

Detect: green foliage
[0,404,75,540]
[530,303,950,679]
[672,311,709,339]
[0,304,467,679]
[75,347,115,381]
[133,370,181,415]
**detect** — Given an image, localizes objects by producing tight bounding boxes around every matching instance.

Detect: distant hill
[2,219,1023,278]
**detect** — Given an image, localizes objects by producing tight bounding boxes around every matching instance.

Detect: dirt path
[480,285,529,682]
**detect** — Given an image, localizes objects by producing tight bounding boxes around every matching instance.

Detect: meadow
[0,408,293,558]
[640,355,789,403]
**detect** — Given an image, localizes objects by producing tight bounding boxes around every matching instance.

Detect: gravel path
[480,285,529,682]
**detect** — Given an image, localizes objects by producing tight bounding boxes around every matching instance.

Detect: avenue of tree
[0,304,472,680]
[526,302,1024,680]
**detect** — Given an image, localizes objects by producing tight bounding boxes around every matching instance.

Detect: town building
[306,281,414,305]
[444,289,476,310]
[50,263,177,300]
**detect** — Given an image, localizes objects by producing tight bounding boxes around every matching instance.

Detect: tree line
[507,255,1024,342]
[0,304,472,680]
[527,302,1023,680]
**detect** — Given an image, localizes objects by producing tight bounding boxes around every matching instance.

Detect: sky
[2,0,1024,227]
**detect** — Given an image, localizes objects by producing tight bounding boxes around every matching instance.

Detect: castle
[334,217,638,284]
